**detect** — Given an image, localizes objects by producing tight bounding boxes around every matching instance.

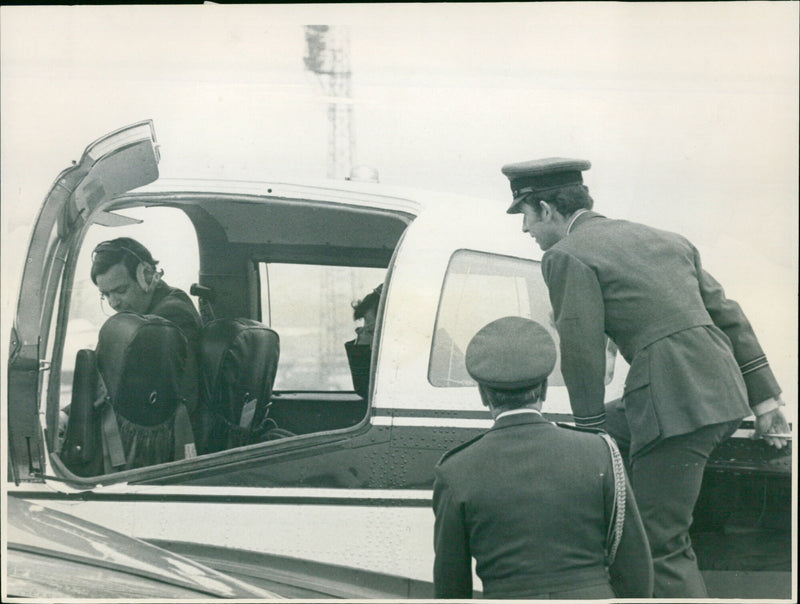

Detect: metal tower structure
[304,26,364,382]
[303,25,354,180]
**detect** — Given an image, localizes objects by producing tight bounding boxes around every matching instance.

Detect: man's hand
[753,405,791,449]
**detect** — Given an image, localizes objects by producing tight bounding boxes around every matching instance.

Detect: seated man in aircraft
[344,284,382,398]
[432,316,653,599]
[90,237,204,445]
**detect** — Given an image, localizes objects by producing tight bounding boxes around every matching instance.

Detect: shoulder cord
[599,432,626,567]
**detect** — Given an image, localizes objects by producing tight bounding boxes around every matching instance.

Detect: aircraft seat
[60,349,104,477]
[201,318,289,453]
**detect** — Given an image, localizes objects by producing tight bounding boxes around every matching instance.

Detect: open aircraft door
[7,121,160,484]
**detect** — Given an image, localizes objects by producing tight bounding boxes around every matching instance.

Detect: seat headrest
[201,318,280,418]
[96,312,187,425]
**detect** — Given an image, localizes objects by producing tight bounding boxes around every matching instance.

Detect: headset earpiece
[136,262,158,292]
[136,263,149,291]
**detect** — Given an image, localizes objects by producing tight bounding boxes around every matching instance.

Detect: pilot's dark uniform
[432,317,652,599]
[501,158,784,597]
[146,280,204,446]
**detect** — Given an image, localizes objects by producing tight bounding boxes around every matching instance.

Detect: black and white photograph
[2,3,796,601]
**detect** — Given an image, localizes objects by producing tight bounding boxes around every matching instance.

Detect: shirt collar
[565,208,590,235]
[495,408,543,421]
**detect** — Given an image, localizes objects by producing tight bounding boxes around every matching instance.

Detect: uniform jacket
[542,212,781,454]
[432,412,652,599]
[146,281,203,429]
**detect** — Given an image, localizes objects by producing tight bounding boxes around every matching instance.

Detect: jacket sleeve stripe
[574,412,607,428]
[739,355,769,375]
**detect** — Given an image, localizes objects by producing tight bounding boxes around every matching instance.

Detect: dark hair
[478,382,546,410]
[522,184,594,218]
[90,237,158,284]
[352,284,383,321]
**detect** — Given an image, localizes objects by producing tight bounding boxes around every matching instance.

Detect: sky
[1,2,798,404]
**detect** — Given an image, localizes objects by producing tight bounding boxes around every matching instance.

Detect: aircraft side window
[258,262,386,392]
[428,249,566,388]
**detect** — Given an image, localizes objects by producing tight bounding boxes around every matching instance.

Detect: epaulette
[556,421,607,435]
[436,432,486,466]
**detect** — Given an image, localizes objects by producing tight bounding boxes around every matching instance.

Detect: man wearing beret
[500,158,790,597]
[432,316,653,599]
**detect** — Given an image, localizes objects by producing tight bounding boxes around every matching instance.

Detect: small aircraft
[5,121,792,598]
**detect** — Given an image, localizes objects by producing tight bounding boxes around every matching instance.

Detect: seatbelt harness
[173,402,197,460]
[96,374,197,472]
[97,396,127,473]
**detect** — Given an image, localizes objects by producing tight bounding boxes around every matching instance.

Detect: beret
[465,316,557,389]
[501,157,591,214]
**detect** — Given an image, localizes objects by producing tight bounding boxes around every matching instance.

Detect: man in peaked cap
[432,316,653,599]
[500,157,790,597]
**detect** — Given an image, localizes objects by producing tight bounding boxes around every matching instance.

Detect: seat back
[345,340,371,398]
[60,349,104,477]
[95,312,189,469]
[97,312,188,426]
[201,318,280,452]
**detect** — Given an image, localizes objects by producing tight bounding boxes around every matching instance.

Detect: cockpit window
[428,249,565,388]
